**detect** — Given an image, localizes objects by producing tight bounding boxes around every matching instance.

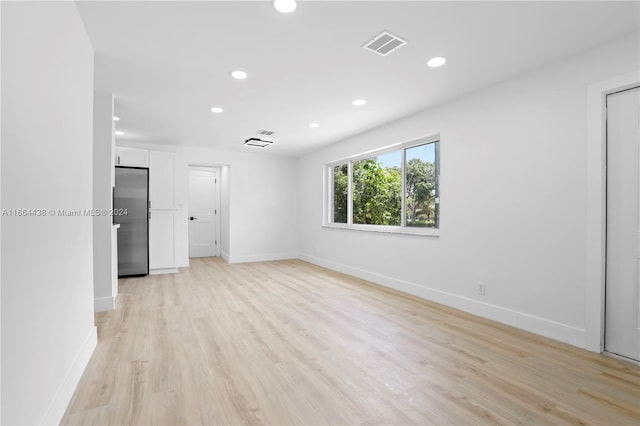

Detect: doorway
[188,166,220,258]
[605,86,640,361]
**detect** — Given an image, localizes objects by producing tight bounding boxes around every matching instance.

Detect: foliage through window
[332,164,348,224]
[328,138,440,231]
[353,152,402,226]
[405,143,438,227]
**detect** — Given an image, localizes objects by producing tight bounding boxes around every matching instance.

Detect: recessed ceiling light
[114,130,124,136]
[210,107,223,113]
[352,99,367,106]
[231,70,248,80]
[113,116,120,121]
[427,57,446,68]
[309,122,320,128]
[274,0,297,13]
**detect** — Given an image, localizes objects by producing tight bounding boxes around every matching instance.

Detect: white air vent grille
[257,129,275,136]
[363,31,407,56]
[244,138,273,148]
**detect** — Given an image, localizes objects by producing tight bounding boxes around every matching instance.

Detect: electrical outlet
[477,282,486,296]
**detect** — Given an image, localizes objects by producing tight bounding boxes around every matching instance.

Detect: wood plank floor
[63,258,640,425]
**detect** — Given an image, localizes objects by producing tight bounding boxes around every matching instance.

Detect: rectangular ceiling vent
[244,138,273,148]
[257,129,275,136]
[363,31,407,56]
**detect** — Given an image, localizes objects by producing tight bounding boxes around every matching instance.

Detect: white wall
[0,2,3,421]
[1,2,97,424]
[298,34,640,349]
[93,91,116,311]
[118,142,299,264]
[220,165,231,259]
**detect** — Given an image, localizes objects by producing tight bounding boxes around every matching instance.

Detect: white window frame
[323,134,441,237]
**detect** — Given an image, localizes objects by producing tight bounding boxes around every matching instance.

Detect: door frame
[585,71,640,353]
[188,164,221,257]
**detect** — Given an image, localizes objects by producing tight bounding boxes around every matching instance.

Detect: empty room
[1,0,640,425]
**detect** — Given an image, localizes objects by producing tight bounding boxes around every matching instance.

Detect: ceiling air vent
[257,129,275,136]
[363,31,407,56]
[244,138,273,148]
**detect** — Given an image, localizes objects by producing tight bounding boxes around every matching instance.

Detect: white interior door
[189,167,219,258]
[605,86,640,361]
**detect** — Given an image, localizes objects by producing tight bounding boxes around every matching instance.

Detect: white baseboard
[94,296,115,312]
[221,251,230,262]
[177,258,190,268]
[227,252,298,264]
[40,327,97,425]
[298,253,586,349]
[149,267,178,275]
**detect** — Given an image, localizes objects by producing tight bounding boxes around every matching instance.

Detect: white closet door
[188,167,219,258]
[605,86,640,361]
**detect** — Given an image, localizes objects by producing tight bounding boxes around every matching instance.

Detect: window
[405,142,439,228]
[332,164,348,224]
[352,151,402,226]
[327,136,440,234]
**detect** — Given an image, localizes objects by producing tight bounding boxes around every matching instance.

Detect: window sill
[322,223,440,237]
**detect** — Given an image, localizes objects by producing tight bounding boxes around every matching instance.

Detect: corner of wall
[39,327,97,426]
[94,296,116,312]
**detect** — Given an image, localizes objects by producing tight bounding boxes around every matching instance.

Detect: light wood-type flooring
[63,258,640,425]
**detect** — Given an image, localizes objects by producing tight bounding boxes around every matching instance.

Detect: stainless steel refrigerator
[114,167,149,276]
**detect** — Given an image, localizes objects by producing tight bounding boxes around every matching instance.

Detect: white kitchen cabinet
[148,150,178,273]
[149,151,176,209]
[149,210,176,270]
[115,147,149,167]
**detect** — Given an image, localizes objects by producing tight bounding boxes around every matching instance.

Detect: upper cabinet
[115,148,176,209]
[115,147,148,168]
[149,151,176,210]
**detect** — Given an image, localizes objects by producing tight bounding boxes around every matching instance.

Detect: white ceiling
[77,1,639,156]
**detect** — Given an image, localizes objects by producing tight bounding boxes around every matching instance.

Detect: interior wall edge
[93,296,116,313]
[39,327,97,426]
